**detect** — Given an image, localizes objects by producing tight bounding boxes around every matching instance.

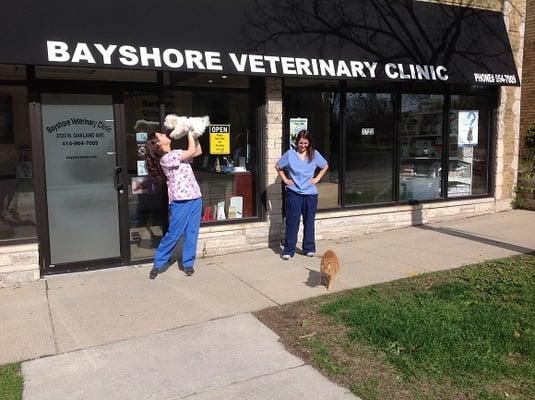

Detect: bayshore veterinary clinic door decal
[41,94,121,266]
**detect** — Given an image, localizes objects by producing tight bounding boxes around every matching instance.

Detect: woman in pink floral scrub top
[145,130,202,279]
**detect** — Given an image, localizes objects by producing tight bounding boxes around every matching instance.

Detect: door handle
[113,166,123,191]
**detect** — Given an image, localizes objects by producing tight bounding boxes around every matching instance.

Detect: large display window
[399,94,444,201]
[124,92,164,261]
[449,95,489,197]
[345,92,395,205]
[0,85,36,241]
[284,86,341,209]
[165,89,257,223]
[284,82,493,208]
[124,74,260,261]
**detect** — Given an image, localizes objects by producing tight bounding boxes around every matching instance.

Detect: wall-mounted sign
[361,128,375,136]
[458,110,479,146]
[289,118,308,148]
[209,124,230,155]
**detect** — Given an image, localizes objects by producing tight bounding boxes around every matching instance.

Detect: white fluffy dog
[164,114,210,139]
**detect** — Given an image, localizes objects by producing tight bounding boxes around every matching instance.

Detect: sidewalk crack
[45,280,59,355]
[175,364,306,399]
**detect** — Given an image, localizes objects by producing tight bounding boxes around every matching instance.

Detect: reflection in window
[399,94,444,201]
[0,86,36,240]
[449,95,489,197]
[166,90,256,222]
[124,92,164,261]
[345,93,394,205]
[284,90,340,209]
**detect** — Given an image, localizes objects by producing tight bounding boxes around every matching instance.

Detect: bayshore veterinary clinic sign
[46,41,452,83]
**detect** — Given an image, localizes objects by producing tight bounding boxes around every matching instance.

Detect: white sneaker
[306,252,315,257]
[281,254,291,260]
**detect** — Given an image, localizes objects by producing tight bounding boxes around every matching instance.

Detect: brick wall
[493,0,525,210]
[520,0,534,150]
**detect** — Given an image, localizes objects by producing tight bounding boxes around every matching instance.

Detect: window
[165,89,257,222]
[124,91,163,261]
[449,95,489,197]
[284,89,341,209]
[284,82,495,210]
[0,86,36,240]
[399,94,444,201]
[345,92,394,205]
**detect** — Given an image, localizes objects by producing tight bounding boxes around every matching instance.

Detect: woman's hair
[294,129,315,160]
[145,132,166,185]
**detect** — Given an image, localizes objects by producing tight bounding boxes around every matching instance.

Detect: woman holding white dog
[276,130,329,260]
[146,122,203,279]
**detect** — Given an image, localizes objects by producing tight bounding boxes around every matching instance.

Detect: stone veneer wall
[520,0,535,141]
[518,0,535,209]
[0,244,39,287]
[496,0,525,210]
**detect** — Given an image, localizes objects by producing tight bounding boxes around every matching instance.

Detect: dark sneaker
[184,267,195,276]
[149,267,160,279]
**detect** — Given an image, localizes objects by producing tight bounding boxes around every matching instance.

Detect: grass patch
[256,254,535,400]
[0,363,23,400]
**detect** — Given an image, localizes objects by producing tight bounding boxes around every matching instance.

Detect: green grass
[319,255,535,398]
[0,363,23,400]
[257,254,535,400]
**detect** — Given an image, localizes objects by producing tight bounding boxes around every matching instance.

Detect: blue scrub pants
[154,198,202,269]
[283,190,318,257]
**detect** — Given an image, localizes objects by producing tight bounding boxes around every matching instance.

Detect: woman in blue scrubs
[276,130,329,260]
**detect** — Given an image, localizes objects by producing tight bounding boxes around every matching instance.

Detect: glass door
[41,94,123,268]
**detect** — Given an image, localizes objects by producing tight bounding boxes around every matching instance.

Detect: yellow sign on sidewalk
[209,124,230,155]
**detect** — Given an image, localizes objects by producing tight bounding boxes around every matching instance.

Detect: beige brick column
[495,0,526,210]
[264,78,284,246]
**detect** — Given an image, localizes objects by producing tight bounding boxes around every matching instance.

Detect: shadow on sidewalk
[304,267,321,288]
[415,224,535,254]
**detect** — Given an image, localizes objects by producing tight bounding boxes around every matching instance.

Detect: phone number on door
[61,141,99,146]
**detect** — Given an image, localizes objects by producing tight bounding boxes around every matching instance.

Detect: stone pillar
[264,78,284,246]
[495,0,526,210]
[520,0,534,150]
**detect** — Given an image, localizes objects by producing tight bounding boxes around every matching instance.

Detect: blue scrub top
[277,149,328,195]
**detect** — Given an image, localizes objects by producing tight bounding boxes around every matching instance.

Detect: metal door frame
[29,80,129,275]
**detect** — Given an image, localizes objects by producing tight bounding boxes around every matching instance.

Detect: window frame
[283,79,497,211]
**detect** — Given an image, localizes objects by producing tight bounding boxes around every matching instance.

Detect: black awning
[0,0,519,85]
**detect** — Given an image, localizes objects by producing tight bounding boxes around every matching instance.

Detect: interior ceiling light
[222,75,228,79]
[208,80,214,83]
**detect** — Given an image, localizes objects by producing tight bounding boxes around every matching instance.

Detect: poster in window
[458,111,479,146]
[289,118,308,148]
[0,95,14,144]
[137,160,148,176]
[132,176,159,194]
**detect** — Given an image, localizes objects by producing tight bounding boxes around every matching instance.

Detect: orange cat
[320,249,340,290]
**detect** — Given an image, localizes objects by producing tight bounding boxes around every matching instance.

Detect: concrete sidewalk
[1,210,534,399]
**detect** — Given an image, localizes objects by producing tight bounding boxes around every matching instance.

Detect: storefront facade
[0,0,526,285]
